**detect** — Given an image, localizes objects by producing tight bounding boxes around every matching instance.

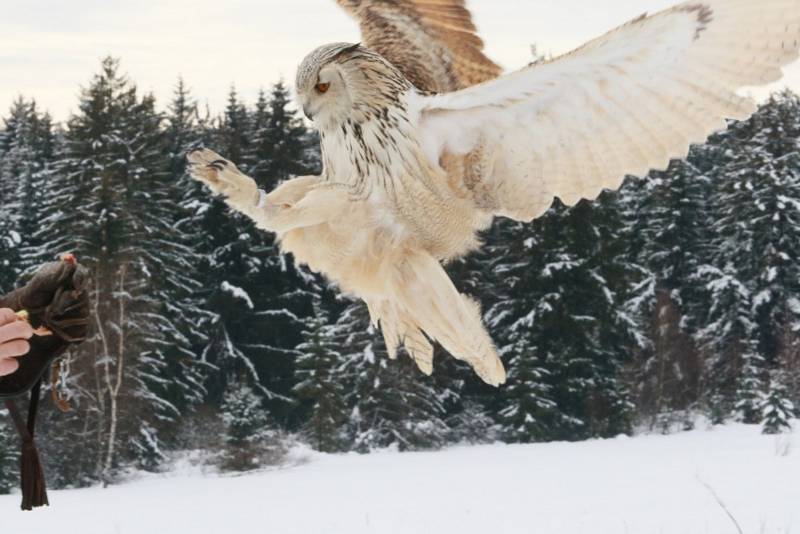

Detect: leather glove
[0,256,90,399]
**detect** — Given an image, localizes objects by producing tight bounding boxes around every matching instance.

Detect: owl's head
[295,42,412,127]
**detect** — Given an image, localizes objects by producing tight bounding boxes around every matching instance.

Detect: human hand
[0,308,34,376]
[9,257,90,343]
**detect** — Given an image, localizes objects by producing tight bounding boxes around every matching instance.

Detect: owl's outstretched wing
[335,0,501,92]
[415,0,800,222]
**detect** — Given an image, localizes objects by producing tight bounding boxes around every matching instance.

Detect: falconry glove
[0,255,90,510]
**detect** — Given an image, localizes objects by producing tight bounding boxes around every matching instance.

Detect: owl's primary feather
[335,0,501,91]
[416,0,800,221]
[189,0,800,386]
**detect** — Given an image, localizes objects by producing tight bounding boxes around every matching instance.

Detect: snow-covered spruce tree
[743,96,800,369]
[761,370,795,434]
[0,207,20,293]
[622,154,714,430]
[485,220,560,442]
[697,92,800,423]
[218,87,252,167]
[33,57,207,482]
[249,81,316,188]
[331,301,449,451]
[194,84,317,423]
[168,85,261,405]
[292,297,348,452]
[444,400,500,444]
[489,195,636,442]
[696,264,760,423]
[220,380,285,471]
[164,76,219,376]
[734,344,768,423]
[141,78,221,434]
[165,78,208,176]
[0,98,36,289]
[1,99,58,276]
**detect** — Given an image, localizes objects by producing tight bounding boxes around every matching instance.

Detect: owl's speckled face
[295,43,359,124]
[295,43,412,128]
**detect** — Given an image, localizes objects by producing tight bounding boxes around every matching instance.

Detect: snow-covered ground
[1,423,798,534]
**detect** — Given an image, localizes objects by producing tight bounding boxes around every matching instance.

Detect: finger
[0,321,35,344]
[0,357,20,377]
[0,339,31,359]
[0,308,16,326]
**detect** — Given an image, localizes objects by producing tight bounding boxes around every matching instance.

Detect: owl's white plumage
[414,0,800,220]
[190,0,800,386]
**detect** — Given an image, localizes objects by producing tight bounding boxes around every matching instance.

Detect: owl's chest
[321,125,483,259]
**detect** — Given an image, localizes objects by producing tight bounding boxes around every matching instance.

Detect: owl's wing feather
[335,0,501,91]
[415,0,800,221]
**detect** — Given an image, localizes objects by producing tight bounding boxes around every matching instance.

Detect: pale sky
[1,0,799,123]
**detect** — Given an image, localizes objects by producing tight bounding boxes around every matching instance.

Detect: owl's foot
[186,148,258,204]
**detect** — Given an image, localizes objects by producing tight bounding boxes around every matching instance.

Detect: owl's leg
[186,148,259,207]
[253,183,352,233]
[187,148,351,234]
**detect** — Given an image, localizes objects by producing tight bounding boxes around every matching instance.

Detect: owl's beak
[303,105,314,121]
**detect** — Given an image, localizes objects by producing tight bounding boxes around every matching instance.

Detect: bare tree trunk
[91,273,109,479]
[101,264,127,485]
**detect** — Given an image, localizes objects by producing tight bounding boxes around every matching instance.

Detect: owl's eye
[315,82,330,94]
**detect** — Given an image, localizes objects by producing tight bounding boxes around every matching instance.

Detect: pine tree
[220,380,285,471]
[292,298,348,452]
[490,196,636,442]
[624,156,712,428]
[735,345,767,423]
[165,77,205,175]
[0,98,56,288]
[190,84,318,424]
[249,81,315,188]
[34,57,207,481]
[333,301,449,451]
[761,371,795,434]
[697,93,800,423]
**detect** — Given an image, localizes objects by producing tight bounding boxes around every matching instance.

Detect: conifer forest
[1,57,799,491]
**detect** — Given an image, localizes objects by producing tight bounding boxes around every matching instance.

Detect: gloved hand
[0,256,90,398]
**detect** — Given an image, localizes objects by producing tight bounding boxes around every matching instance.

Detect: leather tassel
[20,436,49,510]
[5,379,49,510]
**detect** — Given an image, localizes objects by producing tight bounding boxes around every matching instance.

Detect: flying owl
[189,0,800,386]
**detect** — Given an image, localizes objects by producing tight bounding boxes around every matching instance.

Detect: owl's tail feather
[367,299,435,375]
[367,250,506,387]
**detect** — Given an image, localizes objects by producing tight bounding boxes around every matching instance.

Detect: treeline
[0,57,798,490]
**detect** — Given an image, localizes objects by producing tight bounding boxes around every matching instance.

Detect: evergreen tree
[165,77,205,175]
[220,380,285,471]
[192,83,316,424]
[35,57,206,481]
[0,98,56,288]
[334,301,449,451]
[292,298,348,452]
[761,371,795,434]
[698,93,800,423]
[249,81,315,188]
[491,196,636,442]
[624,156,712,428]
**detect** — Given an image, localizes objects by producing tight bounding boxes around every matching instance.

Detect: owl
[189,0,800,386]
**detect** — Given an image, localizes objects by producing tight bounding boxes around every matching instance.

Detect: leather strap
[4,379,49,510]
